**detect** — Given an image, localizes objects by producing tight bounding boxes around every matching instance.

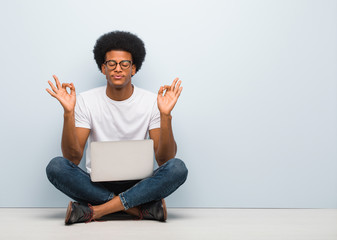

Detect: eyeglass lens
[106,60,131,70]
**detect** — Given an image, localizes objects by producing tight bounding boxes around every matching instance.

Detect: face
[101,50,136,89]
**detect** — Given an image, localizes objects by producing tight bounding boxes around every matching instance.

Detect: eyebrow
[105,60,132,62]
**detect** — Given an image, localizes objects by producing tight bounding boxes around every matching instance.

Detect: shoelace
[137,208,151,220]
[84,204,95,224]
[84,204,106,223]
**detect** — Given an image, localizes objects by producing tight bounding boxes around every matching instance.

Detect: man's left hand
[157,78,183,116]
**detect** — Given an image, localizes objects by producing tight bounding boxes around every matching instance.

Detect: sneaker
[65,201,94,225]
[139,199,167,222]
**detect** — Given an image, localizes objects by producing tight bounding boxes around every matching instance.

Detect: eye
[107,61,117,67]
[121,61,131,68]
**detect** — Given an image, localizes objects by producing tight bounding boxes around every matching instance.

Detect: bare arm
[149,118,176,166]
[150,78,182,166]
[46,75,90,165]
[62,113,90,165]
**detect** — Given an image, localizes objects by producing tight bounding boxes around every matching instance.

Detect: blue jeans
[46,157,188,210]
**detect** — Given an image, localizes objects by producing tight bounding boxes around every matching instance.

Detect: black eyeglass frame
[104,60,133,70]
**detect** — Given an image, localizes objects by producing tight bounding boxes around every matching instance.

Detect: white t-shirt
[75,85,161,173]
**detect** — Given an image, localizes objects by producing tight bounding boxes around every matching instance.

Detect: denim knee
[46,156,72,182]
[166,158,188,185]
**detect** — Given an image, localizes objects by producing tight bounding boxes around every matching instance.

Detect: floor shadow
[167,210,188,220]
[42,209,65,219]
[43,209,135,221]
[98,211,135,221]
[43,209,185,221]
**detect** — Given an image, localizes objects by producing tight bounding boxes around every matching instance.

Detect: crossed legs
[46,156,188,219]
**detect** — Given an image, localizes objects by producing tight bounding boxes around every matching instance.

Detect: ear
[101,64,106,75]
[131,64,136,76]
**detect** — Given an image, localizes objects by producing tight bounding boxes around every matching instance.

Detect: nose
[114,63,122,72]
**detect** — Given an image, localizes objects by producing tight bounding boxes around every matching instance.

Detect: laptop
[90,140,154,182]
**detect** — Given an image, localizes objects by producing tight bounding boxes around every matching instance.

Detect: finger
[176,86,183,98]
[62,83,75,95]
[170,77,179,90]
[158,86,164,96]
[48,80,58,93]
[159,86,169,96]
[46,88,57,98]
[174,80,182,95]
[62,83,72,89]
[53,75,61,89]
[162,85,171,96]
[70,83,76,96]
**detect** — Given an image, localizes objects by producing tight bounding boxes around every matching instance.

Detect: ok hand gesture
[157,78,183,116]
[46,75,76,113]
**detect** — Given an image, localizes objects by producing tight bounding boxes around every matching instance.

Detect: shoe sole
[65,201,73,225]
[162,199,167,221]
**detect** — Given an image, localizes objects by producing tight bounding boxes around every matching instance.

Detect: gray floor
[1,208,336,240]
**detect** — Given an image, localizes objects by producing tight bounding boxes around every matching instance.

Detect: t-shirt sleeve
[75,94,91,129]
[149,100,161,130]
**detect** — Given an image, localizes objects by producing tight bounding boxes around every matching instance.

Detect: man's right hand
[46,75,76,113]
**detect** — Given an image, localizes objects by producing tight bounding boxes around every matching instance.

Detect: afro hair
[93,31,146,73]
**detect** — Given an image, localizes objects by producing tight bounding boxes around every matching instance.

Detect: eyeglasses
[104,60,132,70]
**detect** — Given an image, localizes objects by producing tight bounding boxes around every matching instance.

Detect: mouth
[112,75,124,80]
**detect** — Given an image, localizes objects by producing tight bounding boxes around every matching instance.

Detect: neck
[106,83,134,101]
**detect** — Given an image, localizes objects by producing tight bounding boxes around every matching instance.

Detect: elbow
[62,149,83,165]
[155,152,176,167]
[155,157,165,167]
[155,142,177,166]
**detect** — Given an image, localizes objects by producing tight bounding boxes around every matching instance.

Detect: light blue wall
[1,0,336,208]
